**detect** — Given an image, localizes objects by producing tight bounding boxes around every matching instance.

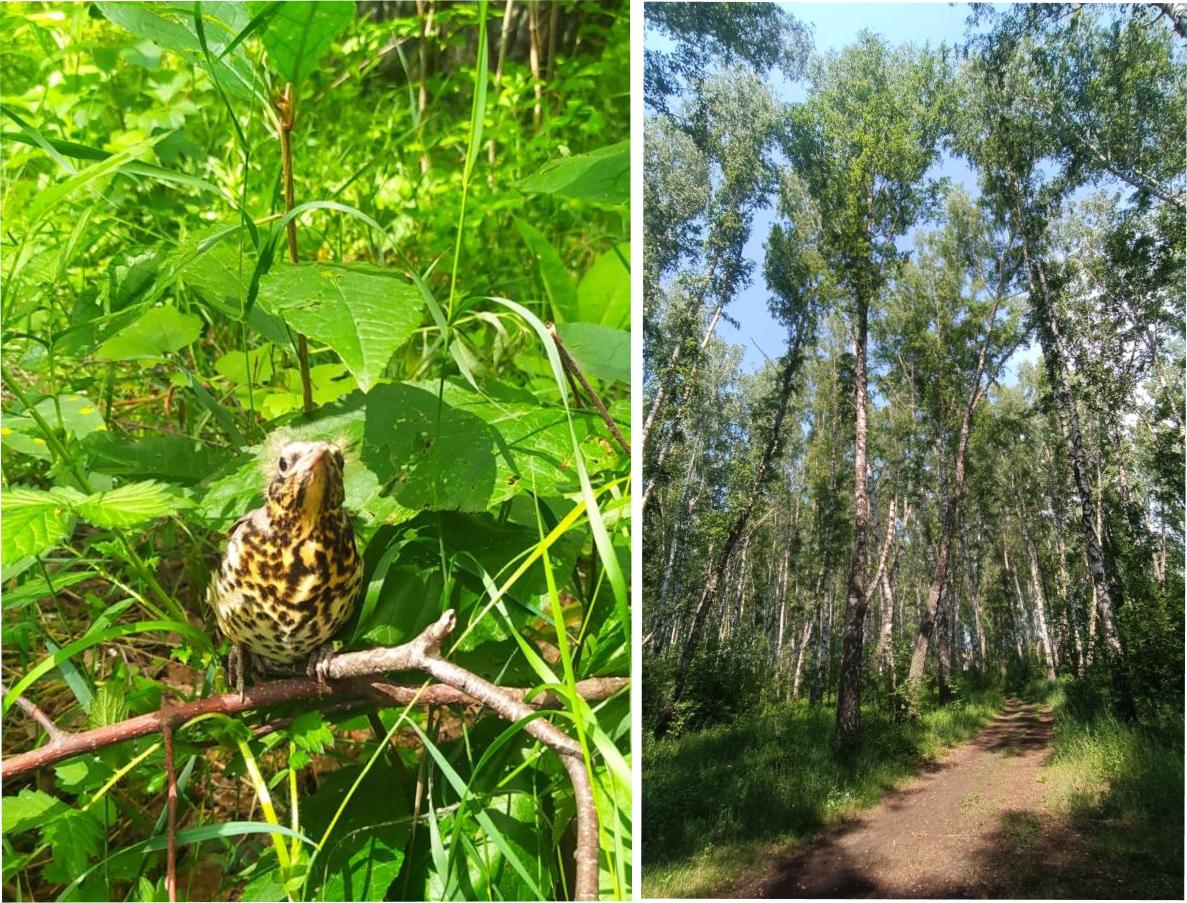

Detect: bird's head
[264,439,347,525]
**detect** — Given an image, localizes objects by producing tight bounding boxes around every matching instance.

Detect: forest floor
[736,699,1140,899]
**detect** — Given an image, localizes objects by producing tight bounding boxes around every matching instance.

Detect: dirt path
[740,700,1108,899]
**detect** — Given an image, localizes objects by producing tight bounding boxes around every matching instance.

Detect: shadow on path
[741,699,1092,899]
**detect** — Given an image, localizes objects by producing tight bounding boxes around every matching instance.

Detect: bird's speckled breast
[208,506,362,663]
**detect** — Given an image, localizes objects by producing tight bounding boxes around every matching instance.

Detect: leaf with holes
[259,263,423,392]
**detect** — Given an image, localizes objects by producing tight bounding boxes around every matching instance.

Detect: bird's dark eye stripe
[278,456,288,472]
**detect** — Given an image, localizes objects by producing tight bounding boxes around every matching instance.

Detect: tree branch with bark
[2,612,627,901]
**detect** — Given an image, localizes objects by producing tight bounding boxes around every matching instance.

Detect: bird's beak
[294,447,332,519]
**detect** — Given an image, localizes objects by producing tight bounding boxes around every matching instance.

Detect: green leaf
[259,263,423,392]
[94,306,203,361]
[514,219,579,323]
[301,764,408,902]
[88,682,129,728]
[517,140,629,206]
[289,711,334,765]
[1,570,94,612]
[434,380,622,500]
[362,382,498,511]
[575,243,630,329]
[97,2,261,101]
[176,230,289,344]
[0,488,80,566]
[555,322,629,383]
[252,0,355,87]
[41,807,104,884]
[5,394,107,444]
[1,789,69,836]
[83,433,236,485]
[75,481,190,528]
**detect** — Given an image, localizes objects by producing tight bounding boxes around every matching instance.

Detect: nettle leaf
[0,488,82,565]
[555,322,629,383]
[97,2,260,101]
[253,0,355,87]
[176,230,289,345]
[517,140,629,206]
[259,263,423,392]
[75,480,191,528]
[41,806,104,884]
[1,788,69,836]
[432,380,624,499]
[88,682,129,728]
[94,305,203,361]
[289,710,334,768]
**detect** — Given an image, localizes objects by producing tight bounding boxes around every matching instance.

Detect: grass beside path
[1018,679,1184,899]
[641,689,1004,899]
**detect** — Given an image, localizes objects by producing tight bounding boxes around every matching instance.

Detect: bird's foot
[306,644,336,687]
[227,644,249,701]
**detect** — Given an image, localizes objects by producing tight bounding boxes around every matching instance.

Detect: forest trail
[741,700,1117,899]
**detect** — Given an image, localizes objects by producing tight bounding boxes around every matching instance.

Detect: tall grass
[1029,676,1185,899]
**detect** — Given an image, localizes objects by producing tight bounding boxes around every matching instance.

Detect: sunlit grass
[642,689,1003,898]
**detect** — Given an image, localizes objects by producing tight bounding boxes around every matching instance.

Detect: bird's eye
[278,456,289,473]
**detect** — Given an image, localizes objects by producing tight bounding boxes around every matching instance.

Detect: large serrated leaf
[259,263,423,392]
[252,0,354,87]
[362,382,498,512]
[97,2,261,101]
[1,789,69,836]
[75,481,190,528]
[0,488,81,565]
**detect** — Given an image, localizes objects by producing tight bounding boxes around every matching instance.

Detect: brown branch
[548,322,631,457]
[3,616,624,899]
[0,682,69,743]
[161,708,178,903]
[277,82,313,415]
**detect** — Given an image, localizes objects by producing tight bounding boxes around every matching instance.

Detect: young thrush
[208,439,362,694]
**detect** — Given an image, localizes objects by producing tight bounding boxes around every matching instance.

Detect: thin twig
[0,671,626,778]
[277,83,313,415]
[4,615,618,900]
[548,322,631,456]
[0,682,69,743]
[161,706,178,903]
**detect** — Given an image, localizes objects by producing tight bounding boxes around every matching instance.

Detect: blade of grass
[446,0,489,321]
[3,620,209,716]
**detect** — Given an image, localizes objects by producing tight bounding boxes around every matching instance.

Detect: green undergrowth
[1024,677,1184,898]
[641,688,1004,898]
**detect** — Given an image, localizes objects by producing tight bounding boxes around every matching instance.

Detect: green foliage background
[0,2,630,900]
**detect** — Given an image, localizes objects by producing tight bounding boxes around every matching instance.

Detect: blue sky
[661,2,1043,377]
